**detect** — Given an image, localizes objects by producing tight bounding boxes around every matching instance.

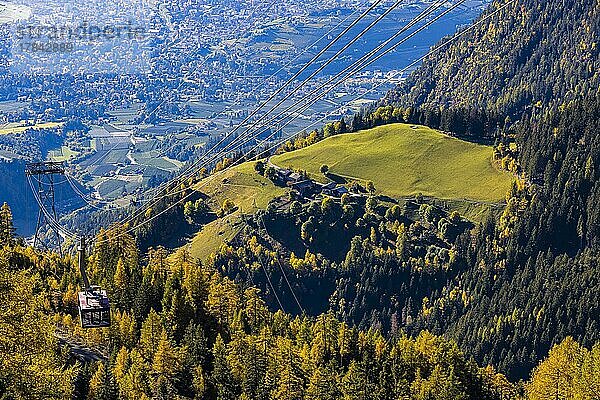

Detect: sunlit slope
[187,161,289,261]
[187,213,243,262]
[273,123,513,202]
[195,161,289,213]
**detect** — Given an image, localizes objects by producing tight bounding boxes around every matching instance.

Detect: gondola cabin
[78,286,111,329]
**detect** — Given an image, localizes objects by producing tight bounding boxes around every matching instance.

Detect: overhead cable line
[153,3,370,159]
[259,215,304,314]
[256,241,286,313]
[101,0,382,221]
[237,209,287,313]
[113,0,391,227]
[243,0,513,156]
[232,0,452,147]
[100,1,450,233]
[96,0,516,244]
[184,0,386,152]
[207,0,404,161]
[146,0,387,188]
[122,0,449,207]
[188,0,470,173]
[115,2,371,210]
[65,174,107,211]
[149,0,380,155]
[117,0,408,227]
[33,176,69,186]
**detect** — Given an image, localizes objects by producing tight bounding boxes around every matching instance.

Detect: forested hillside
[387,0,599,120]
[207,0,600,382]
[3,204,600,399]
[378,0,600,381]
[0,207,520,400]
[420,94,600,379]
[2,0,600,396]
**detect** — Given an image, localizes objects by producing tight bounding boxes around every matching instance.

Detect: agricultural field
[65,108,212,201]
[48,146,80,162]
[0,121,63,135]
[184,123,512,260]
[101,149,129,165]
[272,123,514,202]
[136,155,181,171]
[97,177,141,199]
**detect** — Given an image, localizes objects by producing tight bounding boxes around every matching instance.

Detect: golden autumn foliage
[0,247,76,399]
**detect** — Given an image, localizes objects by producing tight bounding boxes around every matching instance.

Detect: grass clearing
[185,124,511,259]
[272,123,513,202]
[185,162,289,260]
[49,146,80,162]
[186,213,244,262]
[195,161,289,213]
[137,156,179,171]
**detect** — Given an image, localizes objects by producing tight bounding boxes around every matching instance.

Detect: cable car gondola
[77,238,111,329]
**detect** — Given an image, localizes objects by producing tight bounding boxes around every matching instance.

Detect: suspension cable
[216,0,469,170]
[119,0,451,206]
[219,0,406,150]
[27,175,78,240]
[81,0,280,175]
[146,0,383,163]
[114,0,405,227]
[259,215,304,314]
[96,0,517,244]
[232,0,452,149]
[255,237,286,313]
[65,174,106,211]
[114,0,392,227]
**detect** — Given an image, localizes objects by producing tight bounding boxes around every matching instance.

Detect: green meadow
[273,123,513,202]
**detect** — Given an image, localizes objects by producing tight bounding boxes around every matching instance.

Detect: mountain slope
[434,94,600,379]
[387,0,599,119]
[379,0,600,381]
[273,123,512,202]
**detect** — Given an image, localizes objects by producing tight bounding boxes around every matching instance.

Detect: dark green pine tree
[211,334,240,400]
[92,363,119,400]
[0,203,16,246]
[72,363,93,400]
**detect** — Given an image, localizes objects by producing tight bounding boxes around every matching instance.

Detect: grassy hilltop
[272,123,513,202]
[187,161,288,261]
[187,123,513,261]
[195,161,289,213]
